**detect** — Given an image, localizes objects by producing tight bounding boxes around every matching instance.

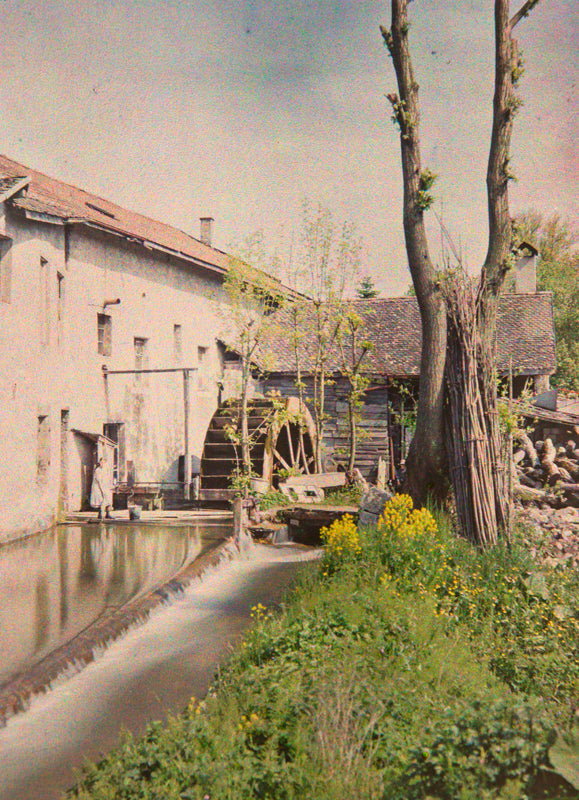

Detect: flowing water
[0,522,317,800]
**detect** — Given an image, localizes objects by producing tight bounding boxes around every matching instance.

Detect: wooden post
[183,369,191,501]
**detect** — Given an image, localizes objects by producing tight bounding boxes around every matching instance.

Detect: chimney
[514,241,538,294]
[199,217,214,248]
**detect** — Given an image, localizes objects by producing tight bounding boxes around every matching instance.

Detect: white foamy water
[0,540,319,800]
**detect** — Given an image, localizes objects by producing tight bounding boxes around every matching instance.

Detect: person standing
[90,456,113,520]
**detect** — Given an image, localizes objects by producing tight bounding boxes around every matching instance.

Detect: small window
[173,324,182,362]
[40,257,50,346]
[197,345,208,364]
[134,337,148,370]
[0,237,12,304]
[37,415,51,485]
[97,313,112,356]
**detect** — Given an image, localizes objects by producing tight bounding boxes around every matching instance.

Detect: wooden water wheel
[199,396,316,502]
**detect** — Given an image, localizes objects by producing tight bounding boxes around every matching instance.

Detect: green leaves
[415,168,438,211]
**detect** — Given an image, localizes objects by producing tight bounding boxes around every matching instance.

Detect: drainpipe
[103,298,121,310]
[183,369,191,501]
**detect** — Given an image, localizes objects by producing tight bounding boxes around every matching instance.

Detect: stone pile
[517,505,579,567]
[513,434,579,509]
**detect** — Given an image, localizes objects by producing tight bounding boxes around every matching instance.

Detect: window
[36,415,51,485]
[197,345,208,364]
[134,337,148,376]
[97,313,112,356]
[103,422,126,484]
[57,272,65,346]
[0,237,12,304]
[173,324,182,362]
[40,258,50,346]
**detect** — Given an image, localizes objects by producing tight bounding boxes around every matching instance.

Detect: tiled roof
[258,293,556,377]
[0,174,29,202]
[0,154,228,274]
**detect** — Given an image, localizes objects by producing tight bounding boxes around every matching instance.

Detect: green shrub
[257,489,291,511]
[400,700,556,799]
[70,500,579,800]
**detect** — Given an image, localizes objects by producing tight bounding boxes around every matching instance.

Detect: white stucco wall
[0,206,230,542]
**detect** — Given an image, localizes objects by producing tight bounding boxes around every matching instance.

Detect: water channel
[0,521,316,800]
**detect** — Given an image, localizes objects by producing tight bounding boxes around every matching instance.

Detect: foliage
[356,275,379,299]
[256,489,291,511]
[70,501,579,800]
[320,514,361,572]
[322,484,363,506]
[401,700,556,799]
[514,212,579,392]
[336,306,373,470]
[282,201,362,472]
[275,466,301,482]
[228,466,257,498]
[221,239,286,489]
[416,167,437,211]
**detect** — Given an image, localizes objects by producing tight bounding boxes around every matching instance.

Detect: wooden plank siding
[262,374,392,480]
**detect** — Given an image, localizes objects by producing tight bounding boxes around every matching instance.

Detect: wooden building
[255,289,557,481]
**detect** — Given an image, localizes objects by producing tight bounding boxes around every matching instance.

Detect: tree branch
[510,0,541,29]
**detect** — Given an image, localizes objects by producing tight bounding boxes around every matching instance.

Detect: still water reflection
[0,542,317,800]
[0,523,229,685]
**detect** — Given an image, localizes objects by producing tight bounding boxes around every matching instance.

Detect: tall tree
[381,5,449,504]
[356,275,379,299]
[289,201,362,472]
[221,237,283,494]
[381,0,540,540]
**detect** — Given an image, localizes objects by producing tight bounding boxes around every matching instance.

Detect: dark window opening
[97,313,112,356]
[103,422,126,484]
[0,237,12,304]
[57,272,65,346]
[173,324,182,362]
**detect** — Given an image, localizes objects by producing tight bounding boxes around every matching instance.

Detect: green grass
[69,501,579,799]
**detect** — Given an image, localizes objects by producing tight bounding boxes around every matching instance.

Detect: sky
[0,0,577,296]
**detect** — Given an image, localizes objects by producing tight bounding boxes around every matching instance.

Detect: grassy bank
[70,498,579,799]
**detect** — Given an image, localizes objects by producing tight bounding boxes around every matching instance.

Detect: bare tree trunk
[240,359,251,494]
[477,0,532,533]
[382,2,448,505]
[347,396,357,472]
[382,0,540,539]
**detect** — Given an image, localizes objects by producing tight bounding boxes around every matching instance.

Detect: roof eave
[0,176,30,204]
[78,219,227,277]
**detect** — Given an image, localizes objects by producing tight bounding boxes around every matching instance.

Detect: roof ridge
[0,153,221,256]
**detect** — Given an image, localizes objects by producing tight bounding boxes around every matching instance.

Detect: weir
[0,522,318,800]
[0,520,230,689]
